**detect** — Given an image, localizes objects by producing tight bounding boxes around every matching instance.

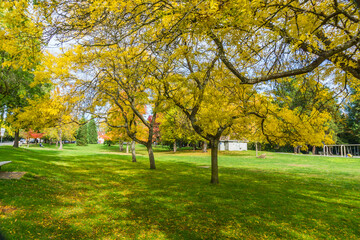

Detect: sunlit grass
[0,144,359,239]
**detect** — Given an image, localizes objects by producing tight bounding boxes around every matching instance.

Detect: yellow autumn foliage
[0,0,43,70]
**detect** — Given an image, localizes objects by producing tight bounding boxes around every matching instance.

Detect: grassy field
[0,144,359,239]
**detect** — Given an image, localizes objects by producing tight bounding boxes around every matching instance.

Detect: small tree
[87,119,98,144]
[25,129,45,146]
[76,119,88,146]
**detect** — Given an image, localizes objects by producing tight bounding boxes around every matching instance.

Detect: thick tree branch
[209,28,360,83]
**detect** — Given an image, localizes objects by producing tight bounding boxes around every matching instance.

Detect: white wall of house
[219,140,247,151]
[219,141,226,151]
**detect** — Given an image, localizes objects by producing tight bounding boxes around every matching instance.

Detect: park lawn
[0,144,359,239]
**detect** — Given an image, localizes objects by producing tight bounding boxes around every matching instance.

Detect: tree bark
[173,141,177,153]
[131,140,136,162]
[119,139,124,152]
[255,142,258,157]
[147,144,156,169]
[13,130,19,148]
[202,141,207,152]
[312,145,316,155]
[210,139,220,184]
[58,129,63,150]
[126,142,129,153]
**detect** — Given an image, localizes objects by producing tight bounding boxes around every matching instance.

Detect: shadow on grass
[0,146,359,239]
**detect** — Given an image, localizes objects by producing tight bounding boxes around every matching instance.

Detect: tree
[0,1,47,147]
[160,108,186,152]
[28,129,44,145]
[160,107,205,152]
[160,41,260,183]
[7,87,77,150]
[52,44,166,169]
[43,122,77,146]
[87,119,98,144]
[269,76,340,151]
[340,96,360,144]
[105,106,149,163]
[4,80,51,147]
[76,119,88,146]
[102,121,128,152]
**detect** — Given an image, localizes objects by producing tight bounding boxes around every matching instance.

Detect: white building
[219,140,247,151]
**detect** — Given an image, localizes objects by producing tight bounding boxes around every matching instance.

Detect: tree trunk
[147,143,156,169]
[173,141,177,153]
[202,141,207,153]
[58,129,63,150]
[294,146,297,154]
[126,142,129,153]
[131,140,136,162]
[119,140,124,152]
[193,143,196,151]
[13,130,20,148]
[210,139,220,184]
[298,146,301,154]
[255,142,258,157]
[312,145,316,155]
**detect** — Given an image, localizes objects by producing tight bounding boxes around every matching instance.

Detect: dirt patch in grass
[0,172,26,180]
[0,205,17,216]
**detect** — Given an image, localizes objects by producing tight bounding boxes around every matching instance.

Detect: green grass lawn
[0,144,359,239]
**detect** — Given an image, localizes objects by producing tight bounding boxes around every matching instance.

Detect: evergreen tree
[76,119,88,146]
[342,99,360,144]
[87,119,98,144]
